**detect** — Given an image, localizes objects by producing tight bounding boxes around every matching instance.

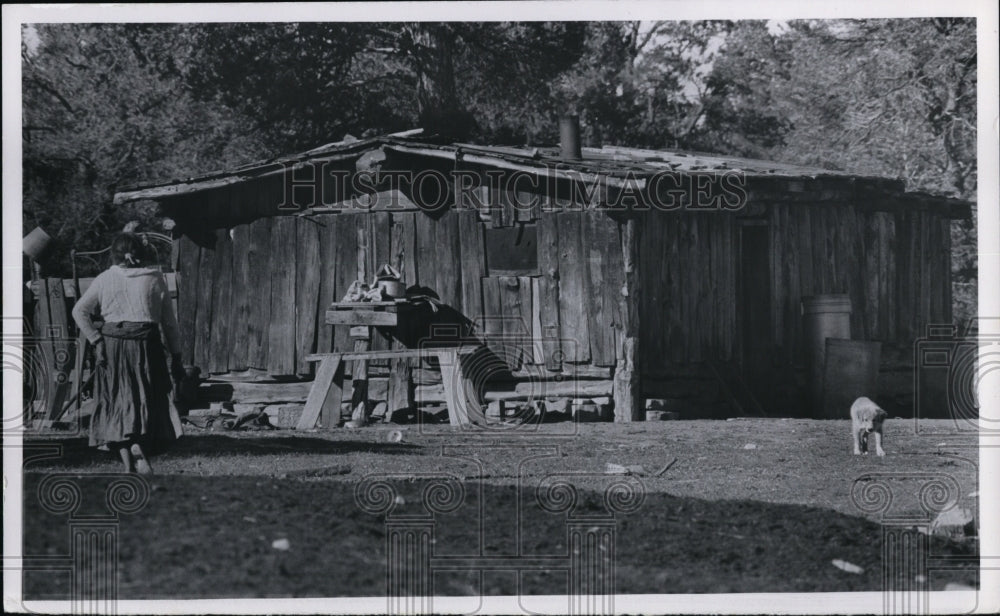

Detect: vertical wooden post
[349,326,372,423]
[614,217,642,422]
[387,305,412,423]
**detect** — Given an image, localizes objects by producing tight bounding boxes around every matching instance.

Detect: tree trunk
[406,24,474,139]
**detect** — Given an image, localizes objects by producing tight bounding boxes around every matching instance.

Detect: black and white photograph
[3,2,998,614]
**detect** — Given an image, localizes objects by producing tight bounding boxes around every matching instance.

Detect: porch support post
[614,215,643,422]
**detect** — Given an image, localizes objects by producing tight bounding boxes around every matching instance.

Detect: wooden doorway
[739,222,773,410]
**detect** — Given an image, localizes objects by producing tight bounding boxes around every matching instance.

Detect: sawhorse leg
[436,350,485,427]
[296,355,343,430]
[349,326,371,423]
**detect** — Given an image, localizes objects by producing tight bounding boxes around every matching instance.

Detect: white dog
[850,397,887,456]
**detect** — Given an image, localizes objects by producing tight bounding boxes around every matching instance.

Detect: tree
[22,23,265,275]
[693,18,977,323]
[183,22,589,149]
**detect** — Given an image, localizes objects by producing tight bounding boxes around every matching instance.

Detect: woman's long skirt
[89,321,181,451]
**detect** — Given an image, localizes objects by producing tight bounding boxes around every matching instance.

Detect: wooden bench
[296,346,483,430]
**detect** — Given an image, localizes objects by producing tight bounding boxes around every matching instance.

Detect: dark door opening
[739,223,773,411]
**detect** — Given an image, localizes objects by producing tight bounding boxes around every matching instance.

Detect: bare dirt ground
[22,418,979,598]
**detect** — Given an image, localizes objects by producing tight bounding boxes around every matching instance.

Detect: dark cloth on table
[89,321,179,451]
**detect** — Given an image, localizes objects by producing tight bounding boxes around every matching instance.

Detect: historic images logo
[3,320,80,435]
[276,160,748,213]
[913,321,999,435]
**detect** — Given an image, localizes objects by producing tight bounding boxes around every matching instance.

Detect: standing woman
[72,232,184,473]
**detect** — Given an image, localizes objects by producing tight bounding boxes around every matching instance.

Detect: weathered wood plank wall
[172,183,952,380]
[176,206,491,375]
[767,203,952,366]
[637,210,738,373]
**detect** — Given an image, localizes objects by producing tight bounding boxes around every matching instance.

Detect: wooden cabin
[113,133,971,420]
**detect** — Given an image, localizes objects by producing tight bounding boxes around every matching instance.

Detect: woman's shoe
[130,443,153,475]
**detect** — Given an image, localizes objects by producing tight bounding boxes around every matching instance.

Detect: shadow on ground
[22,434,420,470]
[22,476,977,599]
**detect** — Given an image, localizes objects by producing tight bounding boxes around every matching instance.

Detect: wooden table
[296,300,484,429]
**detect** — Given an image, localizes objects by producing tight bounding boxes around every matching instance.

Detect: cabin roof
[112,130,972,217]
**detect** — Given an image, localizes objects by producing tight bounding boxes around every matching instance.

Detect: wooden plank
[207,228,234,374]
[30,277,179,302]
[780,206,798,366]
[228,224,251,371]
[357,212,371,285]
[555,212,591,363]
[437,349,467,425]
[705,216,716,358]
[296,355,343,430]
[306,346,478,362]
[928,214,942,323]
[907,210,920,340]
[666,214,684,364]
[798,206,814,299]
[314,214,339,355]
[687,215,701,362]
[862,212,879,340]
[584,211,620,367]
[481,276,505,360]
[919,210,932,330]
[268,216,297,375]
[518,275,534,364]
[246,218,272,369]
[895,211,912,342]
[885,213,897,340]
[390,212,417,289]
[529,189,543,221]
[531,277,544,364]
[499,275,526,370]
[435,211,463,310]
[515,190,538,223]
[371,211,392,274]
[348,329,371,420]
[810,206,826,295]
[414,211,438,291]
[387,330,414,421]
[769,205,783,354]
[709,215,721,356]
[615,215,642,422]
[436,349,484,426]
[332,213,360,355]
[34,277,54,373]
[874,213,889,341]
[175,235,201,366]
[457,209,485,332]
[44,278,72,419]
[728,215,739,362]
[295,217,322,374]
[369,210,394,353]
[537,213,562,370]
[851,209,866,340]
[500,186,516,227]
[326,310,398,326]
[941,217,952,324]
[193,236,216,372]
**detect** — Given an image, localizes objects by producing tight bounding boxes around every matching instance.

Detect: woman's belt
[100,321,160,340]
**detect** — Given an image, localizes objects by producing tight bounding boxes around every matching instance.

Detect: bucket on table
[374,264,405,298]
[23,227,53,262]
[801,295,852,417]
